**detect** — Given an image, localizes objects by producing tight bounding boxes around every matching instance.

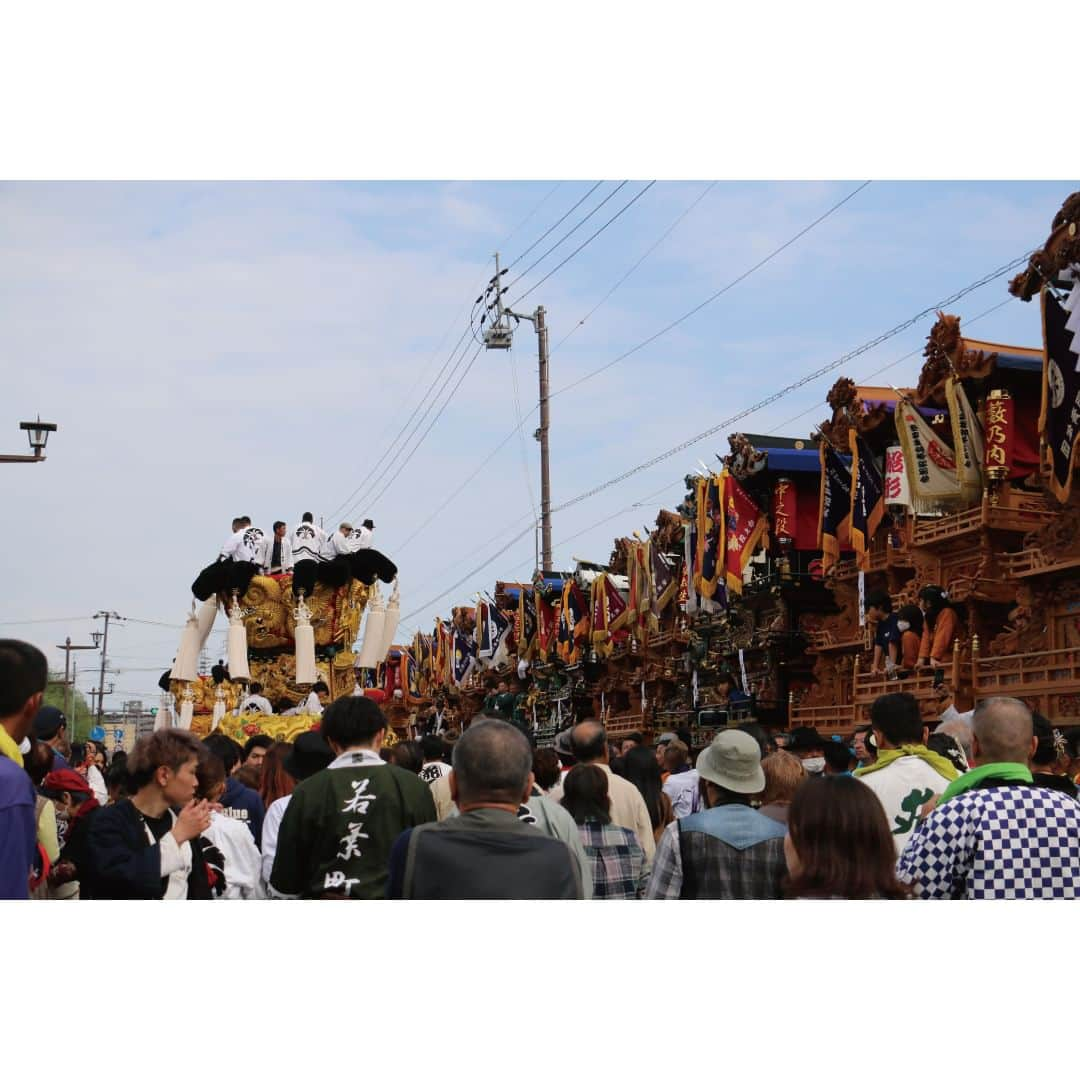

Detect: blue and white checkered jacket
[897,783,1080,899]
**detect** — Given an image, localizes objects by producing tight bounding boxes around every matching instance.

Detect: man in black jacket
[387,718,583,899]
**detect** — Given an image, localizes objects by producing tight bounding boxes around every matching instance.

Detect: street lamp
[1,416,58,463]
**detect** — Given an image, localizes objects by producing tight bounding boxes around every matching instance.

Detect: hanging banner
[883,445,911,507]
[983,389,1015,480]
[1040,284,1080,502]
[683,520,697,615]
[858,570,866,627]
[724,472,768,595]
[945,375,985,504]
[651,543,677,618]
[849,432,885,570]
[696,472,725,599]
[738,648,749,695]
[771,476,797,542]
[895,398,961,513]
[536,592,557,657]
[818,442,852,572]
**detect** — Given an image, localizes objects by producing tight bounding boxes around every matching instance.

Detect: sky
[2,179,1075,709]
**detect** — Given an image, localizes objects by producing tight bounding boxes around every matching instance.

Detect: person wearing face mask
[894,605,924,673]
[786,727,830,775]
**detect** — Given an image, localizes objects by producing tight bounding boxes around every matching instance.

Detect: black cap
[284,731,335,781]
[33,705,68,740]
[362,519,375,530]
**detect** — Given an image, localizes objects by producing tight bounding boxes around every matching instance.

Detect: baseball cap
[33,705,68,740]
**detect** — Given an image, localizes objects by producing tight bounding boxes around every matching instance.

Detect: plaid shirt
[898,783,1080,899]
[578,821,649,899]
[645,806,787,900]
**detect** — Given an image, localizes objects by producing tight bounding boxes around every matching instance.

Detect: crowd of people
[5,635,1080,900]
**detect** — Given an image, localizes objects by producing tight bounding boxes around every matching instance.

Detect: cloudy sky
[2,179,1074,707]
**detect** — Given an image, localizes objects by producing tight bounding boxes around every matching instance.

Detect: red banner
[984,389,1014,480]
[772,476,797,542]
[536,593,557,656]
[725,474,768,594]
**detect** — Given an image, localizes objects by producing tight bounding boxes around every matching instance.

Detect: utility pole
[480,253,553,572]
[56,634,101,720]
[93,611,122,725]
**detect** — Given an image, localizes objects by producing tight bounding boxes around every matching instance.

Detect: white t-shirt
[857,755,954,855]
[205,811,265,899]
[420,760,452,784]
[261,795,291,894]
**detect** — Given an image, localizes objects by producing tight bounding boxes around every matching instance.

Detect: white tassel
[227,594,251,682]
[294,593,318,686]
[178,686,194,730]
[378,578,401,659]
[212,686,226,730]
[170,605,201,682]
[356,583,386,668]
[155,693,172,732]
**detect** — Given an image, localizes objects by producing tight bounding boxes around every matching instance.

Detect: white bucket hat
[695,729,765,795]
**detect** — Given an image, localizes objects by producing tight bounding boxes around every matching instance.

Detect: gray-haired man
[387,718,584,899]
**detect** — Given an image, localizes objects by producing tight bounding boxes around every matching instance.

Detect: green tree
[43,671,94,742]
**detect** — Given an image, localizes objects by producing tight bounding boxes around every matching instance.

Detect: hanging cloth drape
[356,584,387,668]
[170,605,201,683]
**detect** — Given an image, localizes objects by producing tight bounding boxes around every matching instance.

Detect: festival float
[162,542,406,743]
[402,190,1080,746]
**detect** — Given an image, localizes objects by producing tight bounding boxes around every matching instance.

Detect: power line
[326,323,475,521]
[550,180,874,401]
[503,182,629,294]
[359,342,486,516]
[329,185,612,523]
[498,182,564,249]
[553,180,718,351]
[507,181,657,307]
[504,182,603,270]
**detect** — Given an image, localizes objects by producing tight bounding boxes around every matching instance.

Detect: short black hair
[421,734,444,761]
[823,740,854,772]
[106,758,130,795]
[249,682,263,694]
[1031,711,1058,767]
[621,731,644,747]
[273,520,286,531]
[570,723,607,763]
[320,696,386,749]
[866,589,892,613]
[870,692,924,746]
[0,639,48,716]
[302,512,313,523]
[239,516,251,525]
[242,734,273,761]
[312,681,329,694]
[203,732,243,775]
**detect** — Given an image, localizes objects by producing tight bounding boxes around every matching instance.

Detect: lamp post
[0,417,58,463]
